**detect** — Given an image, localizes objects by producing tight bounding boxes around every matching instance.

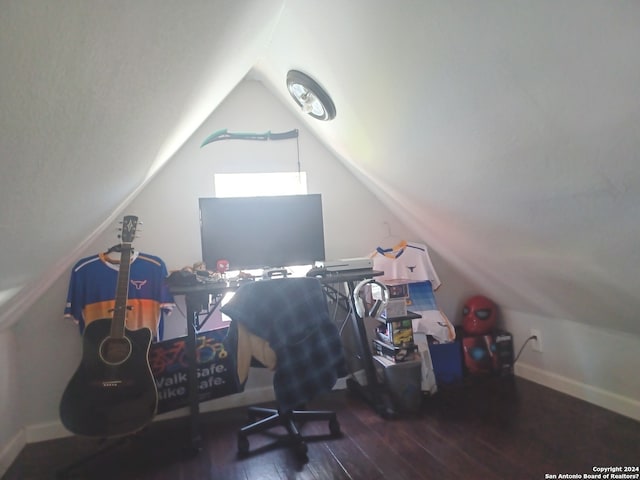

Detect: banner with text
[149,327,240,414]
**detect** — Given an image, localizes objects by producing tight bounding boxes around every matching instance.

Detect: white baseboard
[515,362,640,422]
[0,429,26,478]
[25,420,70,444]
[21,387,277,446]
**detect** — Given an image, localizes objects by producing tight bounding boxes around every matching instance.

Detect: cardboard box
[462,330,514,376]
[371,281,409,318]
[376,318,414,347]
[372,339,418,363]
[373,279,408,299]
[386,283,409,299]
[380,298,408,319]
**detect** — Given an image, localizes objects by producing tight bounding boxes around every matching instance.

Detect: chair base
[237,406,341,458]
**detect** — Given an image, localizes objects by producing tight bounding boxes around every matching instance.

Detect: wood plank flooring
[3,376,639,480]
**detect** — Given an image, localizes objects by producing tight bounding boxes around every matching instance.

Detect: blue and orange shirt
[64,251,174,340]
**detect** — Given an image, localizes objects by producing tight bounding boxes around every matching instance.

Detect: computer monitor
[199,194,326,271]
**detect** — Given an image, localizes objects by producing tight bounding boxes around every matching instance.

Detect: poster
[149,327,240,414]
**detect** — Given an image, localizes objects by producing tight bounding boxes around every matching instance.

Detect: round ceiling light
[286,70,336,121]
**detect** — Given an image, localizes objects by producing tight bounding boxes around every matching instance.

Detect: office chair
[220,276,346,457]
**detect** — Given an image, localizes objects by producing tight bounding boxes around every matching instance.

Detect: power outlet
[530,329,543,353]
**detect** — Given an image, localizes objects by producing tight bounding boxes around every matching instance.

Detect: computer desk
[169,269,396,451]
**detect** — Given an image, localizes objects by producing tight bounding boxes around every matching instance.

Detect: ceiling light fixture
[286,70,336,121]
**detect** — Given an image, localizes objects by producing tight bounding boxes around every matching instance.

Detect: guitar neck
[111,244,133,339]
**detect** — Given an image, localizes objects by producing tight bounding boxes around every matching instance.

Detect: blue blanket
[221,277,346,412]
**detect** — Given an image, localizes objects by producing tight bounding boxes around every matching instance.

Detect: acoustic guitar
[59,215,158,437]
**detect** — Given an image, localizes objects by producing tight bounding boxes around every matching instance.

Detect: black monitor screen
[199,194,326,271]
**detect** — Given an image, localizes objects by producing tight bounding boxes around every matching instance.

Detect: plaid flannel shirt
[221,277,346,412]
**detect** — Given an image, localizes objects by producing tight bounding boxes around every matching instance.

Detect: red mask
[216,259,229,274]
[462,295,497,335]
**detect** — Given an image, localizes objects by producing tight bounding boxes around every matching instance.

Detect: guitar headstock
[120,215,139,245]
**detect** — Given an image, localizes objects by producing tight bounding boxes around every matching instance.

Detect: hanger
[103,216,139,261]
[103,244,135,264]
[105,244,123,254]
[377,222,407,251]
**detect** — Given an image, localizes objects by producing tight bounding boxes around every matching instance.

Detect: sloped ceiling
[2,1,640,335]
[0,0,284,327]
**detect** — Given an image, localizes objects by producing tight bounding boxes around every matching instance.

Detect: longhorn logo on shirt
[130,280,148,290]
[407,266,417,272]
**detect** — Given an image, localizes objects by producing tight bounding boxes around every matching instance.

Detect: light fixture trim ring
[286,70,336,121]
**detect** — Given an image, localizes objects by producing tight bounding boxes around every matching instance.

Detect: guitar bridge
[101,380,122,388]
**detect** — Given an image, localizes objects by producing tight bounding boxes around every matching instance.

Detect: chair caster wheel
[237,435,249,455]
[329,418,341,436]
[294,440,308,458]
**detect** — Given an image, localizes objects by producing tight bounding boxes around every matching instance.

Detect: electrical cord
[513,334,537,363]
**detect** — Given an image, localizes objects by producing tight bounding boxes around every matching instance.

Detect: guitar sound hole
[100,337,132,365]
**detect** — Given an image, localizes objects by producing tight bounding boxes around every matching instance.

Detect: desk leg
[185,302,203,452]
[346,285,397,419]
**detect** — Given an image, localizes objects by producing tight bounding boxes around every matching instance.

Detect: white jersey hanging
[370,240,441,288]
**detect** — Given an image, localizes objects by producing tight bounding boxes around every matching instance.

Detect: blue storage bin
[428,338,463,386]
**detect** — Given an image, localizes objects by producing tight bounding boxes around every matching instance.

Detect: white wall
[4,78,638,477]
[13,276,78,441]
[5,80,451,457]
[126,81,640,425]
[132,83,412,273]
[501,309,640,421]
[0,330,21,476]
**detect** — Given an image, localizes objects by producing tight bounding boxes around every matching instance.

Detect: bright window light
[214,172,307,197]
[213,171,312,306]
[220,291,235,322]
[207,173,310,326]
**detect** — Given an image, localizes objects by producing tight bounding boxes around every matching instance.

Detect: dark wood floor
[4,376,639,480]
